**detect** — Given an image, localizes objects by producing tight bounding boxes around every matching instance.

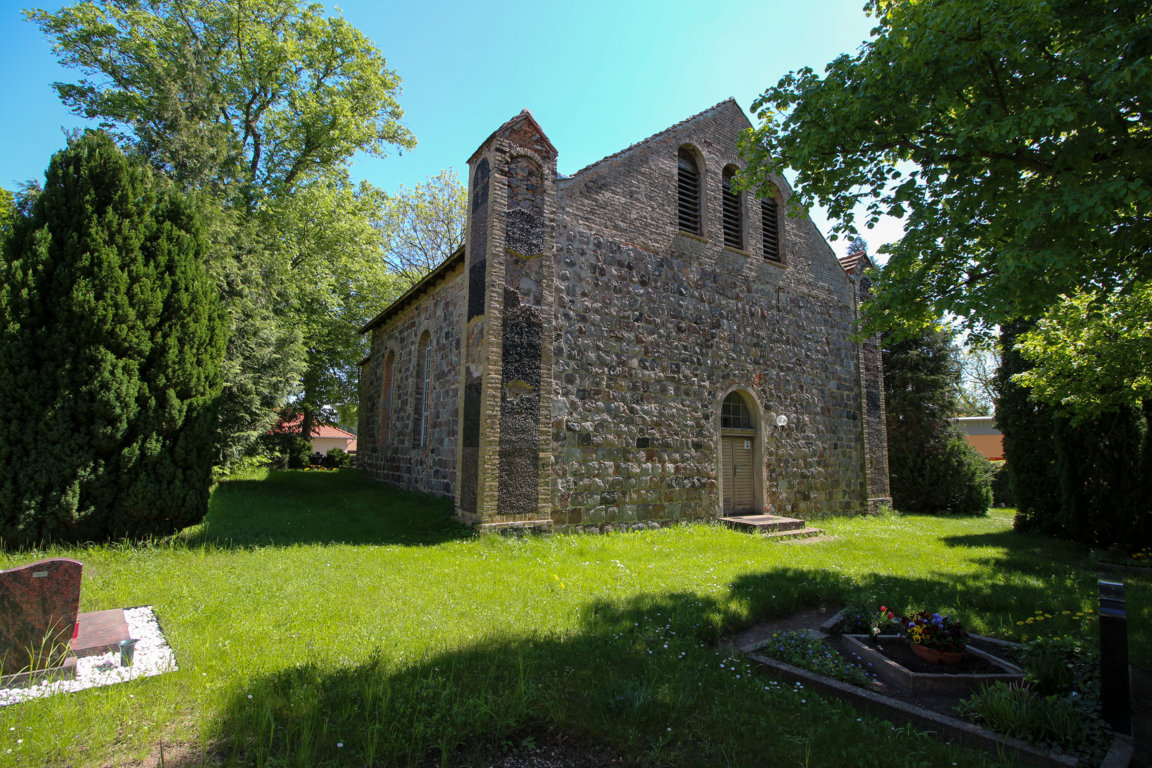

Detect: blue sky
[0,0,902,255]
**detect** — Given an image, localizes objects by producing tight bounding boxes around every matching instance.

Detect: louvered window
[677,149,701,235]
[761,197,781,262]
[722,168,742,249]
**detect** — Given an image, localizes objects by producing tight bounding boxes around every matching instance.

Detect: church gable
[358,101,890,529]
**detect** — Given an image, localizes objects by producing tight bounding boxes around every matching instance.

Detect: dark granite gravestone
[0,558,83,680]
[1099,579,1131,735]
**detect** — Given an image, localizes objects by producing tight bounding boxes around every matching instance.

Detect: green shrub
[999,321,1152,548]
[326,448,350,468]
[988,459,1015,507]
[0,131,225,546]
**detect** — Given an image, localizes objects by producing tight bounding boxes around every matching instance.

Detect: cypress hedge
[0,131,226,547]
[998,322,1151,549]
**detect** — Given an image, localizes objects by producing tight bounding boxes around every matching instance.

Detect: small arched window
[722,166,743,249]
[761,195,781,262]
[380,349,395,445]
[721,391,753,430]
[677,148,701,235]
[413,332,432,448]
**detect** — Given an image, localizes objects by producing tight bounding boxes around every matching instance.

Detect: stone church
[357,99,890,531]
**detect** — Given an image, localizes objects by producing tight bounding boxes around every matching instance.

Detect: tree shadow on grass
[185,470,473,549]
[202,566,1075,768]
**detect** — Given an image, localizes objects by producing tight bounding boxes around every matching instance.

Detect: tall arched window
[677,148,701,235]
[379,349,395,445]
[722,166,743,249]
[761,194,781,262]
[413,332,432,448]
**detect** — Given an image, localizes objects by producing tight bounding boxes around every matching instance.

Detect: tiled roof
[273,414,356,440]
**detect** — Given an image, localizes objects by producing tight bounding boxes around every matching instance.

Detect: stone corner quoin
[356,100,891,531]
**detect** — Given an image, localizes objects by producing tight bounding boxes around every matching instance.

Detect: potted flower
[903,610,969,664]
[869,605,900,644]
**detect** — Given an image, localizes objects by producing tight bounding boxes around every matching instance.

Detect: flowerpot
[909,642,965,665]
[119,639,138,667]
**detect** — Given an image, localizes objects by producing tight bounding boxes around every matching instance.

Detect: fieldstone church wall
[357,257,465,498]
[358,100,891,529]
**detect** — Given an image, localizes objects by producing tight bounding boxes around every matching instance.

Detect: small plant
[1021,635,1096,697]
[836,599,877,634]
[960,682,1110,763]
[871,605,900,639]
[756,630,871,687]
[903,610,968,652]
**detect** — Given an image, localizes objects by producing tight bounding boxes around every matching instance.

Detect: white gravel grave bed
[0,606,177,707]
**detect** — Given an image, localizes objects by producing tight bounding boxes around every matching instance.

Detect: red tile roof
[272,414,356,440]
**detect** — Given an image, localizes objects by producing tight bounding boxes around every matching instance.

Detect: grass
[0,472,1147,767]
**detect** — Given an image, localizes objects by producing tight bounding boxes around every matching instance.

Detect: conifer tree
[883,325,991,515]
[0,131,225,546]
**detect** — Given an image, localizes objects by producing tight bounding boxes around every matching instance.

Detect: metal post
[1098,579,1131,735]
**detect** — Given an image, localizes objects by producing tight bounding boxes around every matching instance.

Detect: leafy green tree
[30,0,417,460]
[998,321,1150,548]
[0,131,226,546]
[29,0,415,207]
[0,186,14,243]
[378,168,467,290]
[883,324,991,515]
[1015,281,1152,421]
[263,174,406,442]
[741,0,1152,338]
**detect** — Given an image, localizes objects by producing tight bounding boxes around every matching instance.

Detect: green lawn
[1,470,1146,767]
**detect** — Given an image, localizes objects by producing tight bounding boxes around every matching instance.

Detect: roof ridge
[468,108,557,164]
[567,98,741,178]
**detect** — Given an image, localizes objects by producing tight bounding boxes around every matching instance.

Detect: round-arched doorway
[719,390,762,514]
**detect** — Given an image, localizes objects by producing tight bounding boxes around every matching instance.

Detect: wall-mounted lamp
[775,414,788,427]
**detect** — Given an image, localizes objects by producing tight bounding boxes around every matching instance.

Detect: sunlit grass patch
[0,473,1144,767]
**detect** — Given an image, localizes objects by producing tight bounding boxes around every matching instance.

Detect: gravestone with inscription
[0,558,83,678]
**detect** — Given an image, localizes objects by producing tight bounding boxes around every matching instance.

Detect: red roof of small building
[272,414,356,440]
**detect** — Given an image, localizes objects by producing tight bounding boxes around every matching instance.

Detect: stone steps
[719,514,824,540]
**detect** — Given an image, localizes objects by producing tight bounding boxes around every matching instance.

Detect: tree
[883,324,991,515]
[1014,281,1152,421]
[29,0,415,207]
[0,131,226,546]
[30,0,417,460]
[264,174,406,442]
[377,168,467,290]
[998,321,1150,547]
[956,339,999,416]
[740,0,1152,338]
[0,186,14,243]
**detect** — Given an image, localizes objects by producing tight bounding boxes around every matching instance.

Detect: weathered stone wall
[456,112,558,528]
[358,260,465,498]
[548,100,871,528]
